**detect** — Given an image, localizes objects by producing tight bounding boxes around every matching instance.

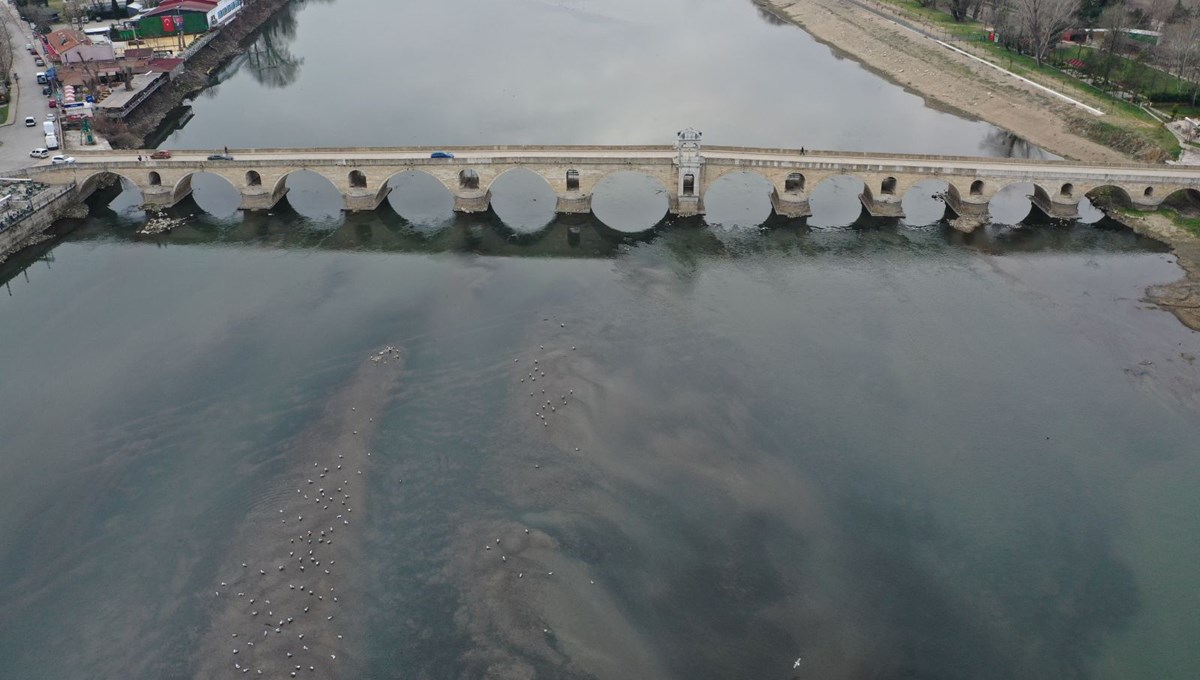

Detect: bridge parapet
[15,139,1199,227]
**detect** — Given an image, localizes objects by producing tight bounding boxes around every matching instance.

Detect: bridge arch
[807,174,870,226]
[1163,187,1200,211]
[348,170,368,189]
[899,178,957,226]
[77,170,145,208]
[784,173,806,193]
[245,170,262,188]
[987,181,1050,224]
[1083,185,1134,211]
[173,171,241,217]
[481,166,555,196]
[702,171,775,228]
[486,167,557,232]
[591,170,672,232]
[271,169,344,220]
[381,169,455,229]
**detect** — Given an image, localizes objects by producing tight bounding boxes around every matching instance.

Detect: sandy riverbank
[758,0,1134,163]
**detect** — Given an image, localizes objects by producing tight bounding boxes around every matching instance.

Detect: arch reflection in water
[591,172,671,233]
[808,175,869,228]
[82,173,145,218]
[188,172,242,219]
[703,172,774,230]
[487,168,557,234]
[282,169,344,222]
[385,171,455,233]
[988,182,1039,225]
[900,179,954,227]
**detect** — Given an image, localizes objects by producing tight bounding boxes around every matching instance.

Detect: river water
[2,1,1200,679]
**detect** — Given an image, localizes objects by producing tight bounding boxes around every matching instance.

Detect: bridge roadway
[17,144,1200,222]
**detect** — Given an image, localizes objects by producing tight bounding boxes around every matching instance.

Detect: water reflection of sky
[168,0,1050,158]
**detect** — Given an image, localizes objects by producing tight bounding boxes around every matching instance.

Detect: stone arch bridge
[19,138,1200,224]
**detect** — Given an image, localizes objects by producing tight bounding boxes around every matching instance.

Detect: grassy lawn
[1158,206,1200,236]
[1124,205,1200,236]
[871,0,1180,159]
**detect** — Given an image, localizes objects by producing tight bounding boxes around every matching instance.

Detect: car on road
[150,150,172,159]
[30,148,49,159]
[206,154,234,161]
[25,43,34,53]
[46,113,55,121]
[48,99,56,108]
[430,151,455,159]
[42,86,51,96]
[24,116,36,127]
[51,155,75,165]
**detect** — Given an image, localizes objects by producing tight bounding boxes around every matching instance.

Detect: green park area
[869,0,1196,161]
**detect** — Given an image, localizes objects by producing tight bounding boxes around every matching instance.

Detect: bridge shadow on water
[0,186,1171,293]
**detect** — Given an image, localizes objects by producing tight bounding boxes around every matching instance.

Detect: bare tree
[1161,16,1200,90]
[0,15,14,87]
[1012,0,1081,66]
[1098,2,1132,83]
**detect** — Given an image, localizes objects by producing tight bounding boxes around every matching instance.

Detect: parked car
[150,150,172,159]
[34,57,44,67]
[46,113,55,121]
[41,86,50,96]
[206,154,234,161]
[24,116,35,127]
[48,99,56,108]
[50,155,75,165]
[30,148,49,159]
[430,151,455,159]
[25,43,34,53]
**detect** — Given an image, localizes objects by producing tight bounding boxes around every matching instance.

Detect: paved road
[0,2,56,174]
[21,146,1200,185]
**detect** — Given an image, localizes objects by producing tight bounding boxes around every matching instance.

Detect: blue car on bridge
[430,151,454,159]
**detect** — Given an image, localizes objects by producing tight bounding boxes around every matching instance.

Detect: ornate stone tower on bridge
[674,128,705,216]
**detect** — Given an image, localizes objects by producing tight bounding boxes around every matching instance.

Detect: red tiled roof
[43,29,89,58]
[148,57,185,72]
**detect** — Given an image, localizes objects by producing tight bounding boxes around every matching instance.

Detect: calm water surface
[2,1,1199,679]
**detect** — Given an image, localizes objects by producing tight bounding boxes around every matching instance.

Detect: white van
[45,133,59,150]
[36,72,46,84]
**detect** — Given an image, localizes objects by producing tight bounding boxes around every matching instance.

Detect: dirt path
[760,0,1134,163]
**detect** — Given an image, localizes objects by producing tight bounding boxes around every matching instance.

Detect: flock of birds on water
[205,334,809,676]
[208,346,401,677]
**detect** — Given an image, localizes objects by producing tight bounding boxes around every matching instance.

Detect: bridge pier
[344,187,391,212]
[143,187,185,209]
[950,197,990,218]
[555,192,592,214]
[860,191,904,218]
[453,190,492,214]
[770,189,811,219]
[669,194,704,217]
[1030,194,1080,220]
[240,187,289,211]
[144,174,192,210]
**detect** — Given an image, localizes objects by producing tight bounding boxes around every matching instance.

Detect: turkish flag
[161,16,176,32]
